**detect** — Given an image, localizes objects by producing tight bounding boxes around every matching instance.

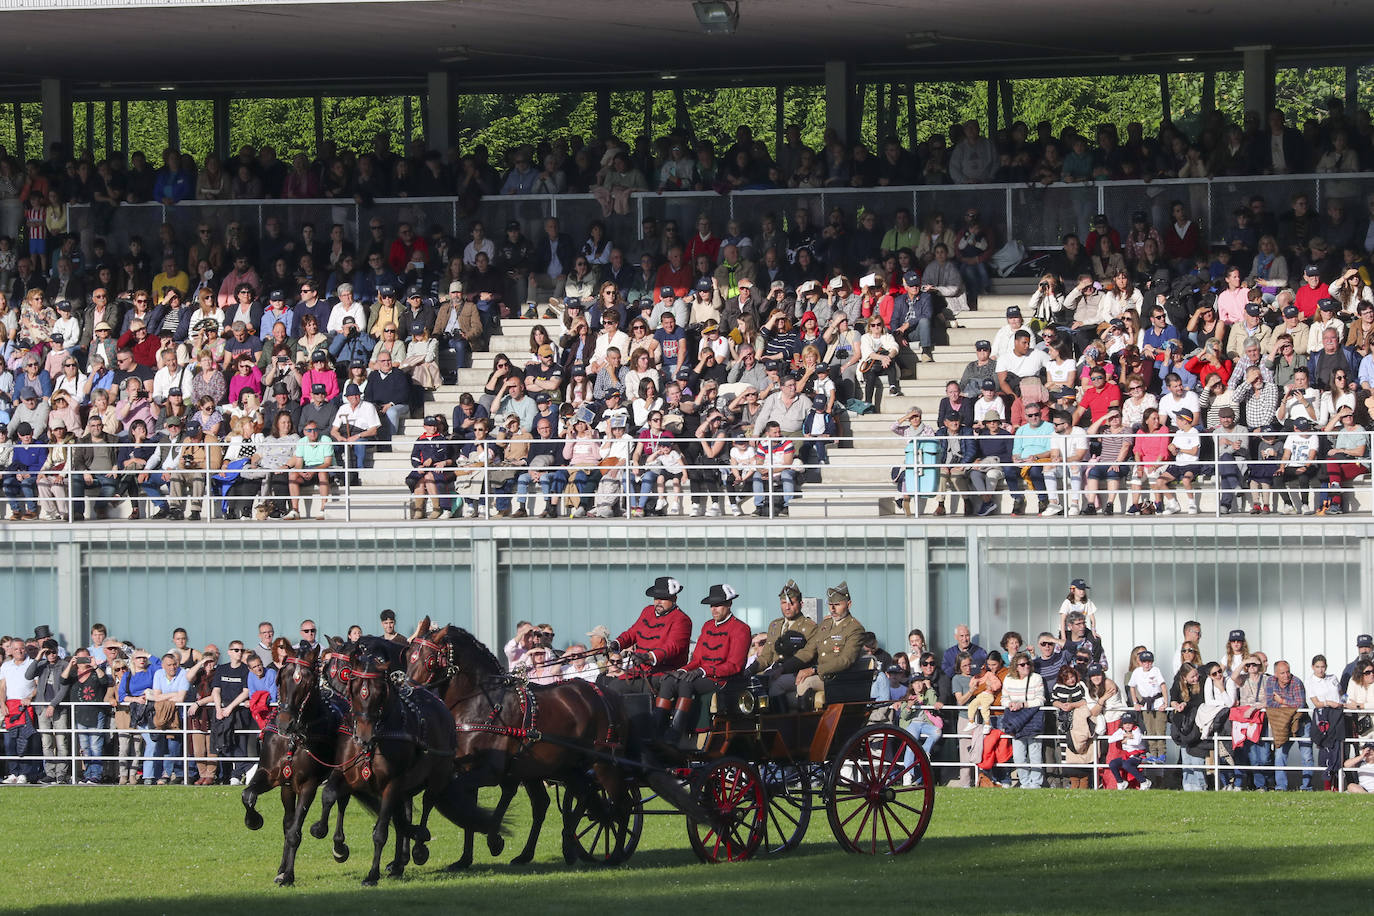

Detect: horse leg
[438,776,500,872]
[362,785,396,886]
[241,762,270,831]
[386,796,413,879]
[309,770,339,840]
[277,778,321,887]
[511,779,548,865]
[274,784,298,884]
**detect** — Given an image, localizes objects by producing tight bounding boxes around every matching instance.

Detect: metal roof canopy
[0,0,1371,98]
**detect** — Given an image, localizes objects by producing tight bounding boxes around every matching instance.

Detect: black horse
[240,646,352,886]
[342,644,499,886]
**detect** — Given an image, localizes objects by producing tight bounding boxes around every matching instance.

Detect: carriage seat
[813,656,881,709]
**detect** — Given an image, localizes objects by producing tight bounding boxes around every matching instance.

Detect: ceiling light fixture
[1177,56,1196,62]
[905,31,940,50]
[660,72,679,81]
[692,0,739,35]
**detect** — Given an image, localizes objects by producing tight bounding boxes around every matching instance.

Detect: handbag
[1356,713,1373,735]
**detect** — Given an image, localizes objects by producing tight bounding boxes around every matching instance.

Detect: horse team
[240,619,641,886]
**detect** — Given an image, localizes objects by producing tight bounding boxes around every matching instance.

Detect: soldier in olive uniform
[794,581,866,707]
[745,578,819,712]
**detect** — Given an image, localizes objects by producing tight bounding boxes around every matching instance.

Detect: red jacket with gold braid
[616,604,692,674]
[684,612,752,684]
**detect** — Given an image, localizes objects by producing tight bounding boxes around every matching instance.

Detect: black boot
[650,698,672,736]
[661,698,695,747]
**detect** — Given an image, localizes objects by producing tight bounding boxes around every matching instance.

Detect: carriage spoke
[880,802,915,838]
[886,796,928,816]
[876,803,898,852]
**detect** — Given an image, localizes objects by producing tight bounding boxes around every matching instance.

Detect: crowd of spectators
[892,181,1374,517]
[7,596,1374,792]
[0,612,419,786]
[0,105,1372,521]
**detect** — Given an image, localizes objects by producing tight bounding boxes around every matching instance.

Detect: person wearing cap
[1056,578,1098,641]
[650,584,751,746]
[406,415,456,520]
[330,383,381,484]
[1338,635,1374,696]
[3,422,44,520]
[1152,405,1201,514]
[793,581,866,708]
[888,269,936,364]
[1276,413,1321,513]
[743,580,819,712]
[1125,649,1168,763]
[603,576,692,694]
[298,348,339,405]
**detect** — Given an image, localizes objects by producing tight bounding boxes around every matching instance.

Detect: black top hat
[33,625,52,640]
[700,583,739,605]
[645,575,683,600]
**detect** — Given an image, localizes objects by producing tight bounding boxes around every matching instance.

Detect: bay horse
[406,618,645,865]
[240,646,353,886]
[341,644,500,886]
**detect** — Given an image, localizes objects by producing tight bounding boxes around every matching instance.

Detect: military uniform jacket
[754,615,819,671]
[616,605,692,673]
[684,613,751,683]
[805,613,866,677]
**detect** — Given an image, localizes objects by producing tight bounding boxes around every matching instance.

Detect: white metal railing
[1,698,1363,790]
[64,170,1374,261]
[0,699,262,786]
[4,429,1372,522]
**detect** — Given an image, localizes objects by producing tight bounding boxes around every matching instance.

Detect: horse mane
[439,624,502,674]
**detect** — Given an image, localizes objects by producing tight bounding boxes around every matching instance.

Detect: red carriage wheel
[825,725,935,855]
[687,758,767,863]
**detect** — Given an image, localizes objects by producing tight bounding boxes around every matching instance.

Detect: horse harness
[267,656,357,779]
[345,663,451,780]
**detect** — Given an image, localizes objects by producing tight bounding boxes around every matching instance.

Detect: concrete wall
[2,520,1367,673]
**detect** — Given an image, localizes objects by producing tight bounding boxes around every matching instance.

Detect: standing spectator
[25,640,70,784]
[211,641,251,785]
[1263,660,1312,791]
[61,649,111,784]
[145,653,188,784]
[1,636,40,783]
[1127,650,1168,763]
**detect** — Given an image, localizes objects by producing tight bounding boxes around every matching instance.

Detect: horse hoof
[487,834,505,856]
[274,873,293,887]
[332,844,350,864]
[511,852,533,866]
[361,877,378,888]
[385,862,405,879]
[409,825,431,844]
[244,809,264,831]
[445,860,471,873]
[412,843,430,866]
[308,821,328,840]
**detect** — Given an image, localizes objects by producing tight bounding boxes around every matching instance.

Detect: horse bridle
[409,635,456,685]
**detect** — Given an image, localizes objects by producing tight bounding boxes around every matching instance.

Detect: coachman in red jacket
[654,583,751,745]
[610,576,692,684]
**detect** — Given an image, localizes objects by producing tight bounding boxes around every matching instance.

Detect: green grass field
[4,786,1367,914]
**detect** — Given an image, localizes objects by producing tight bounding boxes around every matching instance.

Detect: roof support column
[774,85,784,158]
[167,98,180,153]
[313,94,324,154]
[595,89,611,142]
[824,58,856,146]
[1347,63,1362,110]
[39,78,72,160]
[985,79,998,134]
[104,100,114,158]
[1201,70,1215,117]
[425,70,459,152]
[14,103,27,161]
[1240,45,1274,118]
[212,95,232,162]
[1159,72,1172,124]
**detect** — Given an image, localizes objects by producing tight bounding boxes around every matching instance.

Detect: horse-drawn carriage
[241,621,935,884]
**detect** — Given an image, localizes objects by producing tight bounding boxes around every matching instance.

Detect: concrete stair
[326,285,1032,520]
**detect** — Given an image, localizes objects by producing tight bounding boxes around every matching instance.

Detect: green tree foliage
[1,68,1368,166]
